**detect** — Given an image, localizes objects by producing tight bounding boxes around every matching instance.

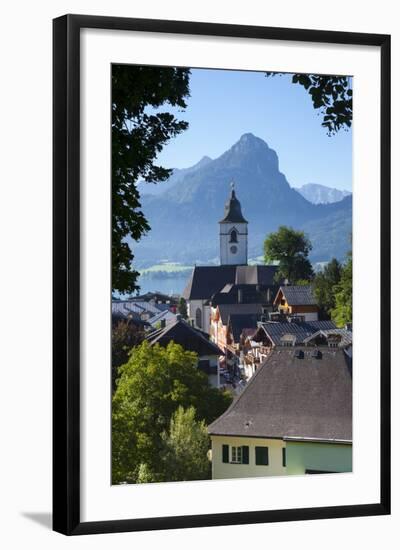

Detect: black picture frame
[53,14,391,535]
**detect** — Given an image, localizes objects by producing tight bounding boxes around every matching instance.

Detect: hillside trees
[112,341,232,484]
[112,65,190,294]
[263,226,314,283]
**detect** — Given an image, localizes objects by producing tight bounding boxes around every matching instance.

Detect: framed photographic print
[53,14,391,535]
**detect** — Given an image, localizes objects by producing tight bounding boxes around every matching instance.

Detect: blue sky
[154,68,352,192]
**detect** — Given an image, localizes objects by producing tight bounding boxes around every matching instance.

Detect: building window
[229,229,238,243]
[231,446,242,463]
[255,446,269,466]
[195,307,202,328]
[223,445,249,464]
[282,447,286,467]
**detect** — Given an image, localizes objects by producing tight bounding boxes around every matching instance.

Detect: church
[183,183,278,333]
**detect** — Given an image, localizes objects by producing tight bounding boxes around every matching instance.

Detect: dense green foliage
[313,258,343,319]
[263,226,314,283]
[266,73,352,134]
[331,254,352,327]
[112,65,190,293]
[112,341,232,484]
[137,406,210,483]
[111,320,145,392]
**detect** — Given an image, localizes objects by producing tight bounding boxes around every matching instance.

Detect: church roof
[183,265,279,301]
[208,346,352,441]
[219,186,248,224]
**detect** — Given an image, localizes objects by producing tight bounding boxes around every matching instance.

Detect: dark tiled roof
[218,303,263,325]
[304,328,353,348]
[229,313,261,342]
[182,266,236,300]
[183,265,279,301]
[255,320,337,346]
[276,285,317,306]
[235,265,278,285]
[146,319,223,356]
[219,188,248,224]
[211,283,278,307]
[208,346,352,441]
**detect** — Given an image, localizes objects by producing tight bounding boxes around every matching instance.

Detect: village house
[145,317,223,387]
[243,319,348,379]
[183,183,279,333]
[273,284,319,321]
[208,343,352,479]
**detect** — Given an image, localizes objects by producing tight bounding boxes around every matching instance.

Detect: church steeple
[219,182,248,266]
[219,181,248,224]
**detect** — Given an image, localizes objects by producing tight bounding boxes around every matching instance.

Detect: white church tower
[219,182,248,265]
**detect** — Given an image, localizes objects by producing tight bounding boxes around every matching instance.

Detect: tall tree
[332,254,352,327]
[111,319,145,392]
[112,341,232,484]
[177,297,188,319]
[263,226,313,283]
[313,258,343,319]
[112,65,190,294]
[266,73,352,134]
[137,406,210,483]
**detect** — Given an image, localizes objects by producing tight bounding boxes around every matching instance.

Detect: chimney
[160,319,166,329]
[238,289,243,304]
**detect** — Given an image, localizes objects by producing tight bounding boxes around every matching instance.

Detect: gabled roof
[219,187,248,224]
[208,346,352,441]
[112,300,165,316]
[183,265,279,301]
[218,303,262,325]
[228,313,260,343]
[275,285,317,306]
[146,319,223,357]
[254,320,337,346]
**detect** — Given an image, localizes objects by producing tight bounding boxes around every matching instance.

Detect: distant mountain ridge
[295,183,351,204]
[137,155,212,196]
[133,133,352,266]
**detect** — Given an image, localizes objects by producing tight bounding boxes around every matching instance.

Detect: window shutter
[282,447,286,467]
[242,446,249,464]
[222,444,229,463]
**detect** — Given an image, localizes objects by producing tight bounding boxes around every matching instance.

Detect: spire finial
[230,180,235,191]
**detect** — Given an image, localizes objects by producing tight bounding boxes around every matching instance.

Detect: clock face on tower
[230,245,238,254]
